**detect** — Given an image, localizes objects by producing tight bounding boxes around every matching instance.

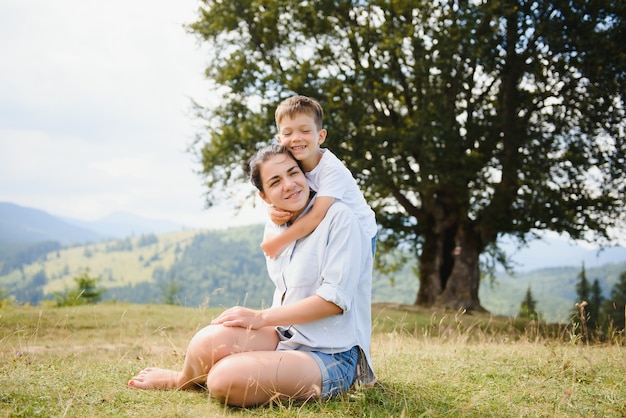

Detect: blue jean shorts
[307,346,360,398]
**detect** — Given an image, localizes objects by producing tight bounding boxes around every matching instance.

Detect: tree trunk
[415,228,445,306]
[416,223,486,312]
[437,225,486,312]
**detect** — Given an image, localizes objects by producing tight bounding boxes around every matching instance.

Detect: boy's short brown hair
[275,96,324,131]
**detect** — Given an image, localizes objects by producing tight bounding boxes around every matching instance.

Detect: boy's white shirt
[305,149,377,238]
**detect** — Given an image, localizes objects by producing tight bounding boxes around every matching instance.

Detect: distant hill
[63,211,183,239]
[0,202,102,245]
[479,262,626,322]
[499,235,626,271]
[0,220,624,322]
[0,202,184,245]
[2,200,625,272]
[1,201,626,322]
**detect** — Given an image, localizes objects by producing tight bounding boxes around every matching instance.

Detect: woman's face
[258,153,310,218]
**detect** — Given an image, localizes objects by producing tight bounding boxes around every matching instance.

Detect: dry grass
[1,303,625,417]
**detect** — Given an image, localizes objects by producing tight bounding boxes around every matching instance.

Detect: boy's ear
[317,129,327,145]
[259,191,271,205]
[276,135,283,144]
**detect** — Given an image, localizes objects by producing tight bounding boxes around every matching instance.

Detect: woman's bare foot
[127,368,182,390]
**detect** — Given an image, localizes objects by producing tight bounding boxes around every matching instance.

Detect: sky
[0,0,267,229]
[0,0,623,256]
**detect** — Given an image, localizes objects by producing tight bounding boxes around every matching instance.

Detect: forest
[1,224,625,326]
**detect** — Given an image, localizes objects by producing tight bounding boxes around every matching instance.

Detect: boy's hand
[268,205,292,226]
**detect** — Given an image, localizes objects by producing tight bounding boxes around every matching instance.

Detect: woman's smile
[259,153,310,220]
[285,189,302,200]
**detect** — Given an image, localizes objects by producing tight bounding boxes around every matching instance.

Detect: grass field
[1,303,625,417]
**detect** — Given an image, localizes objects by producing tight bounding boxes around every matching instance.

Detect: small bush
[54,271,105,307]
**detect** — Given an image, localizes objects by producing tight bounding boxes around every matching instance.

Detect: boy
[260,95,377,258]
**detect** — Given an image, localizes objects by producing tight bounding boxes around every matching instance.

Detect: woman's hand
[211,306,265,329]
[212,296,341,330]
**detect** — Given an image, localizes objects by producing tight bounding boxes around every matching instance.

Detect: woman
[127,144,375,407]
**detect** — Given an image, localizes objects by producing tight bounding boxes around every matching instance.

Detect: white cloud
[0,0,255,229]
[0,0,211,139]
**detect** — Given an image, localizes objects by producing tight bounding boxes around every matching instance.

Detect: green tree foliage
[162,226,272,308]
[31,269,48,287]
[519,286,539,320]
[575,263,591,303]
[13,285,43,306]
[187,0,626,311]
[589,278,604,330]
[603,271,626,330]
[137,234,159,247]
[160,272,182,305]
[55,271,105,307]
[572,263,599,329]
[106,238,133,252]
[0,287,12,309]
[572,263,605,330]
[0,241,61,274]
[102,225,272,308]
[7,268,46,305]
[161,280,182,305]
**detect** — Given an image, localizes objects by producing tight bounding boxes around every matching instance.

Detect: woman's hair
[245,144,298,192]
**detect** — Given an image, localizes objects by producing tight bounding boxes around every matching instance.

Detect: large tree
[187,0,626,311]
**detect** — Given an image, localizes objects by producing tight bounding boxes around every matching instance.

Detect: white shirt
[264,195,376,385]
[306,149,378,239]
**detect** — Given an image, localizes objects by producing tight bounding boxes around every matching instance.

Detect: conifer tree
[54,271,104,307]
[519,286,539,321]
[588,278,604,330]
[603,271,626,330]
[575,263,591,304]
[571,263,594,337]
[573,263,591,316]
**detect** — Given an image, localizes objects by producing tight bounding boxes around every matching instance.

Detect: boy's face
[277,113,327,162]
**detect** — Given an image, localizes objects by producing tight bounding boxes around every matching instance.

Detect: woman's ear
[259,191,271,205]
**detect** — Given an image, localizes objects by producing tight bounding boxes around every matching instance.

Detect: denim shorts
[307,346,360,398]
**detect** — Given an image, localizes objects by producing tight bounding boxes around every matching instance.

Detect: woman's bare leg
[128,324,279,390]
[206,350,322,407]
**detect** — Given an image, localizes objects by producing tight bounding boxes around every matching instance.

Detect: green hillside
[1,224,624,323]
[0,229,201,305]
[480,262,626,322]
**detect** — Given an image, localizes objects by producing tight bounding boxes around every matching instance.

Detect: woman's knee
[206,356,259,405]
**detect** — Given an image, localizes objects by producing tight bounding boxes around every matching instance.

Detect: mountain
[0,217,624,322]
[63,211,183,239]
[0,202,102,245]
[1,200,625,273]
[0,202,185,246]
[499,235,626,271]
[479,261,626,322]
